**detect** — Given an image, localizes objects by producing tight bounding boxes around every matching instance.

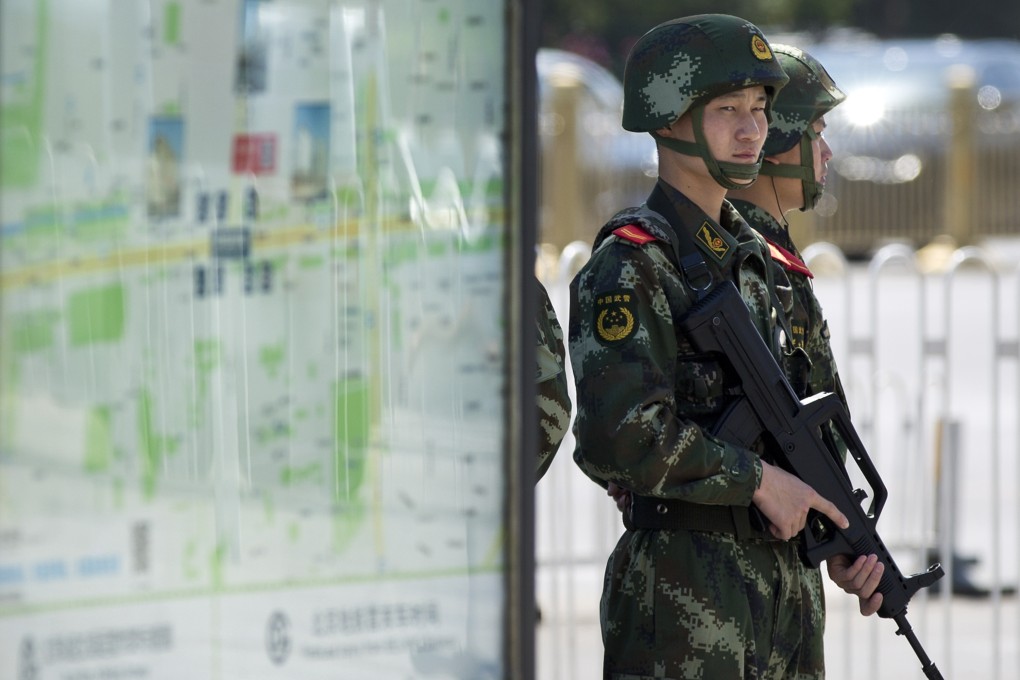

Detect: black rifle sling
[644,183,714,297]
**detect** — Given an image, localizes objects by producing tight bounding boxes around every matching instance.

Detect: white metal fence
[535,240,1020,680]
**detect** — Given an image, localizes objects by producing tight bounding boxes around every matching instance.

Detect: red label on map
[232,134,277,174]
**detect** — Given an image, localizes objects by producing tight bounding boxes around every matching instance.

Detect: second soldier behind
[726,42,889,661]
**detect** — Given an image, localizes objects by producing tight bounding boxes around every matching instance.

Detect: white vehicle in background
[795,35,1020,256]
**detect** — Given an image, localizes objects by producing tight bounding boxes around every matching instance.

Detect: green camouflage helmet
[621,14,789,189]
[758,44,846,210]
[622,14,788,130]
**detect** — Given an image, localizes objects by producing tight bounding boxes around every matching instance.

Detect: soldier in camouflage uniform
[569,16,862,679]
[729,44,847,404]
[536,279,571,481]
[723,44,890,666]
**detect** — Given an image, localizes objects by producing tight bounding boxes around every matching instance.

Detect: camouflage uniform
[571,180,826,679]
[742,43,848,404]
[536,279,571,481]
[731,200,845,403]
[728,199,832,673]
[569,15,827,678]
[721,44,848,674]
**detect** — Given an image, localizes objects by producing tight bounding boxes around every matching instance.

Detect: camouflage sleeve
[568,240,762,505]
[536,281,571,481]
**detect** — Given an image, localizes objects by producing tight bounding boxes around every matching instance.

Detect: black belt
[625,494,773,541]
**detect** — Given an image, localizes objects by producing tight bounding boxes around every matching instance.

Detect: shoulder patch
[594,290,638,346]
[767,240,813,279]
[612,224,658,245]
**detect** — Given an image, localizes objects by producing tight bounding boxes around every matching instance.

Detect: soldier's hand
[607,482,631,513]
[752,461,849,540]
[827,553,885,616]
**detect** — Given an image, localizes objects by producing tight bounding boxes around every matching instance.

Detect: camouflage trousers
[601,528,825,679]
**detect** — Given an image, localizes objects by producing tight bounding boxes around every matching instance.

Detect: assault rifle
[678,281,945,680]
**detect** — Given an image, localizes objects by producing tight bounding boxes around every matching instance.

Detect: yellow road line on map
[0,239,210,290]
[1,206,502,292]
[0,218,381,291]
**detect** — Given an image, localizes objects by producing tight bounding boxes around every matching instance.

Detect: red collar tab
[612,224,658,245]
[767,240,813,279]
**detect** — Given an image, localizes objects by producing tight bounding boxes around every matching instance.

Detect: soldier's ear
[654,125,672,137]
[656,112,694,139]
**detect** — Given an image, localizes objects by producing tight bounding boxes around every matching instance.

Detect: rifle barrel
[894,613,944,680]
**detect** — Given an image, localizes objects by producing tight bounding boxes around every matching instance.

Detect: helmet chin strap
[767,174,790,228]
[757,128,824,211]
[652,107,763,191]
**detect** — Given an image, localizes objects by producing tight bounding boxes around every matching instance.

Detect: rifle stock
[679,281,945,679]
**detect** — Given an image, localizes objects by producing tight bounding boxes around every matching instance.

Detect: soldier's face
[666,86,769,183]
[810,117,833,189]
[702,87,769,185]
[769,116,834,209]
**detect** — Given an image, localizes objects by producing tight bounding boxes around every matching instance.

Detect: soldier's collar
[728,199,799,256]
[655,180,740,267]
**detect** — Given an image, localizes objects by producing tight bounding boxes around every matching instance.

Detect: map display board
[0,1,512,677]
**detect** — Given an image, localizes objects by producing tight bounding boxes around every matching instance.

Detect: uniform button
[656,503,668,515]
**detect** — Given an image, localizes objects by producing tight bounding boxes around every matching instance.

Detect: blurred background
[536,0,1020,259]
[534,2,1020,679]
